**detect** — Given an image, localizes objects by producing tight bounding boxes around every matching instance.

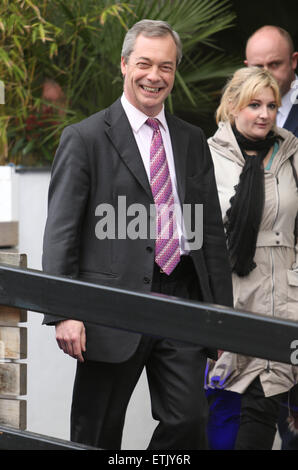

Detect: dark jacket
[284,103,298,137]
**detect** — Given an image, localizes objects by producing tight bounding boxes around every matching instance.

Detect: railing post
[0,252,27,430]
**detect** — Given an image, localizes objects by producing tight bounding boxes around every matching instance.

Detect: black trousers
[70,257,208,450]
[235,377,285,450]
[278,384,298,450]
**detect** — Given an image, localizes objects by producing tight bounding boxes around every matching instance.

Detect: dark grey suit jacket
[284,103,298,137]
[42,98,233,362]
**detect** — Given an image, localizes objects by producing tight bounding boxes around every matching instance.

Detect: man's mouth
[141,85,161,93]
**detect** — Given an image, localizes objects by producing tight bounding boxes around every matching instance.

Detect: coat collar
[104,98,152,199]
[165,110,188,204]
[208,120,298,174]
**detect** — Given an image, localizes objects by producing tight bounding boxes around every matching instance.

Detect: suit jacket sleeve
[42,125,90,323]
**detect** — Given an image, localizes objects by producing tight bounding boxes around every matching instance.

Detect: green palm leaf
[0,0,239,165]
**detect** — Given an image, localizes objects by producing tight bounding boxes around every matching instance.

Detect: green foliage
[0,0,240,166]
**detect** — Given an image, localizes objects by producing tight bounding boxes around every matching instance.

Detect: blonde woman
[206,67,298,450]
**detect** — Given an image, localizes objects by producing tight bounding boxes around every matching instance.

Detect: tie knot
[146,118,160,131]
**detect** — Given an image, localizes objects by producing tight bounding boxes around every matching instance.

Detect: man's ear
[244,59,248,67]
[291,51,298,71]
[120,56,126,76]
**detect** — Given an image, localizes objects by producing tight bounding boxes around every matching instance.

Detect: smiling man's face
[121,33,177,116]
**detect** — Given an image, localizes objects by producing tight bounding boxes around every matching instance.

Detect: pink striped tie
[146,118,180,275]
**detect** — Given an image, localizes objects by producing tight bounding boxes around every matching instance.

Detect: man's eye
[137,62,150,68]
[269,62,281,69]
[161,66,173,72]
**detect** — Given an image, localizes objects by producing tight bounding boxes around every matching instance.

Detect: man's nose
[147,66,161,81]
[262,64,269,72]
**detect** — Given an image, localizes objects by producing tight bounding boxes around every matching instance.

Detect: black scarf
[225,126,277,276]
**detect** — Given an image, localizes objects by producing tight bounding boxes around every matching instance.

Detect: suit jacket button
[146,246,153,253]
[143,276,151,284]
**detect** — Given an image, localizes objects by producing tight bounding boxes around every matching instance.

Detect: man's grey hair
[121,19,183,66]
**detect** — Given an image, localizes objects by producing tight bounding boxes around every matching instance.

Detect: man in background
[245,25,298,136]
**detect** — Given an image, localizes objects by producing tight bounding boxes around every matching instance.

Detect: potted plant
[0,0,240,168]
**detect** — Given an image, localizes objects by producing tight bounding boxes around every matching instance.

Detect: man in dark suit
[245,25,298,137]
[42,19,233,450]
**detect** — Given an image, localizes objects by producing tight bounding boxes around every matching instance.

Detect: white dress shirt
[121,93,189,254]
[276,75,298,128]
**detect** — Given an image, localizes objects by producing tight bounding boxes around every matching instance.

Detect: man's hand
[217,350,224,359]
[55,320,86,362]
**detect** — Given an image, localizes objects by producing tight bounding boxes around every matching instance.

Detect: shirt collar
[278,88,292,117]
[278,74,298,117]
[121,93,167,133]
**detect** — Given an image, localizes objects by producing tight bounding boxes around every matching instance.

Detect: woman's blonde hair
[216,66,281,124]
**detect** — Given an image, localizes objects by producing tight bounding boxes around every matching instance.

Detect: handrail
[0,262,297,365]
[0,425,98,450]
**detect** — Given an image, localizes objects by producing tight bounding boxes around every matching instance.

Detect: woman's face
[232,87,278,140]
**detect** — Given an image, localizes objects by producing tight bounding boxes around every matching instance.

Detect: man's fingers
[72,337,84,362]
[81,327,86,353]
[57,337,75,357]
[56,337,64,350]
[59,337,84,362]
[55,320,85,361]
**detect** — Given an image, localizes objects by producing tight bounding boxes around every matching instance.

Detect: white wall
[15,168,156,449]
[0,166,18,222]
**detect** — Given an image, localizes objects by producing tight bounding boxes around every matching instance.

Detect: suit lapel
[104,99,189,204]
[104,99,153,199]
[166,112,189,204]
[283,104,298,137]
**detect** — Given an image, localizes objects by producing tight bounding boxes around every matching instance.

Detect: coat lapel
[104,99,153,200]
[283,104,298,137]
[166,112,189,204]
[104,99,189,204]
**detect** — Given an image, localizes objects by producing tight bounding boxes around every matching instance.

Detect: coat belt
[256,230,294,248]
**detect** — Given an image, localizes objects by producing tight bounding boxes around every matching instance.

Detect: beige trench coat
[206,121,298,397]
